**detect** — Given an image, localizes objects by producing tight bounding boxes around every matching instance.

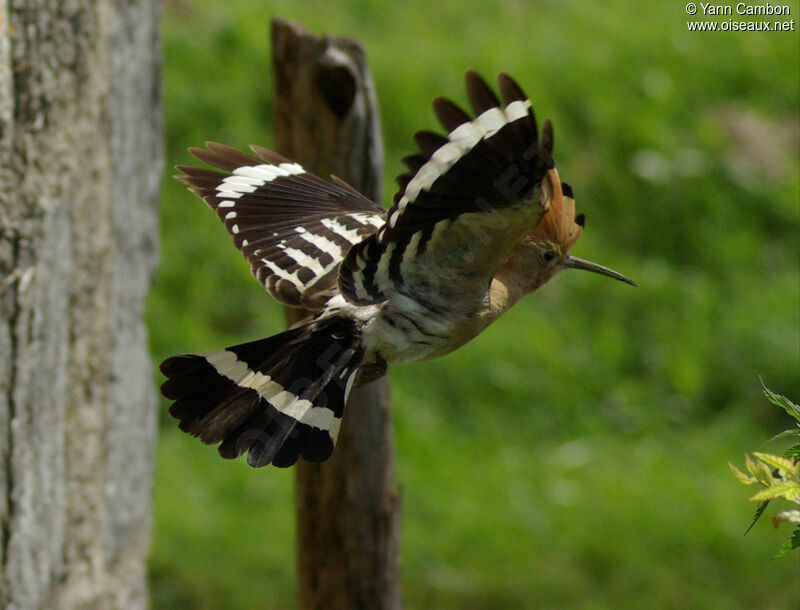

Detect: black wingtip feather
[329,174,364,196]
[188,143,259,171]
[186,146,207,161]
[433,97,471,132]
[395,173,412,192]
[205,141,261,165]
[300,428,335,463]
[497,72,527,105]
[541,119,554,155]
[160,354,200,378]
[188,147,233,170]
[249,145,292,165]
[465,70,501,116]
[401,154,427,173]
[413,130,448,156]
[271,440,302,468]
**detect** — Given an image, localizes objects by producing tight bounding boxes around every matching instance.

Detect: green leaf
[744,453,762,478]
[729,462,756,485]
[761,379,800,423]
[785,444,800,461]
[772,528,800,558]
[752,452,799,476]
[749,482,800,503]
[768,429,799,443]
[745,500,770,535]
[752,457,774,485]
[772,510,800,527]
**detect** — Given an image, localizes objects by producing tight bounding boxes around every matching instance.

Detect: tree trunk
[0,1,161,608]
[272,17,402,610]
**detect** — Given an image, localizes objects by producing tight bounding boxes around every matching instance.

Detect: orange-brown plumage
[529,168,584,256]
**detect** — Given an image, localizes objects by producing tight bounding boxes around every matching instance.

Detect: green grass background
[149,1,799,607]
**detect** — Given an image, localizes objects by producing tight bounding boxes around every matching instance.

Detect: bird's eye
[543,250,556,262]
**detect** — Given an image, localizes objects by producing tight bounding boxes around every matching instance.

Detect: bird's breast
[361,290,494,365]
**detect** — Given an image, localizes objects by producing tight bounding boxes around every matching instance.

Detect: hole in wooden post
[315,62,357,119]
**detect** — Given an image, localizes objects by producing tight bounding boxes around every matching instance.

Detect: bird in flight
[160,71,635,468]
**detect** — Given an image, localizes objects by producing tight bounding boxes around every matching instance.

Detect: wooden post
[271,17,401,610]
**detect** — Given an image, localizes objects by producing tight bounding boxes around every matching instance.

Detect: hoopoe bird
[160,71,635,468]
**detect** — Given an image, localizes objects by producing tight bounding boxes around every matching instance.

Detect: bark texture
[0,1,161,608]
[272,16,402,610]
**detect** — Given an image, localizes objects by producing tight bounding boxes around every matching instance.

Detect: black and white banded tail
[160,316,364,467]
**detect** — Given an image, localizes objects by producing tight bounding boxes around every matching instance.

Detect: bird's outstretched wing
[338,72,556,306]
[176,143,386,310]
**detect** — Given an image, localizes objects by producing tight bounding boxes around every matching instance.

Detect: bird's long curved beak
[563,256,637,286]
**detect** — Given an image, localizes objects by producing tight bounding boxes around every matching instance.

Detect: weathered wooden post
[0,1,161,607]
[271,16,402,610]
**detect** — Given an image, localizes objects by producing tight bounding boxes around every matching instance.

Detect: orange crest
[530,168,584,254]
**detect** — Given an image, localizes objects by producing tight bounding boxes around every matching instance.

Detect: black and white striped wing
[177,143,386,310]
[338,72,555,305]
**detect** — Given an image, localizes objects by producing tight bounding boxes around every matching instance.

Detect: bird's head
[509,168,636,293]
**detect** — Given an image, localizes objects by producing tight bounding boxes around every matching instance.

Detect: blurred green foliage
[149,0,799,608]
